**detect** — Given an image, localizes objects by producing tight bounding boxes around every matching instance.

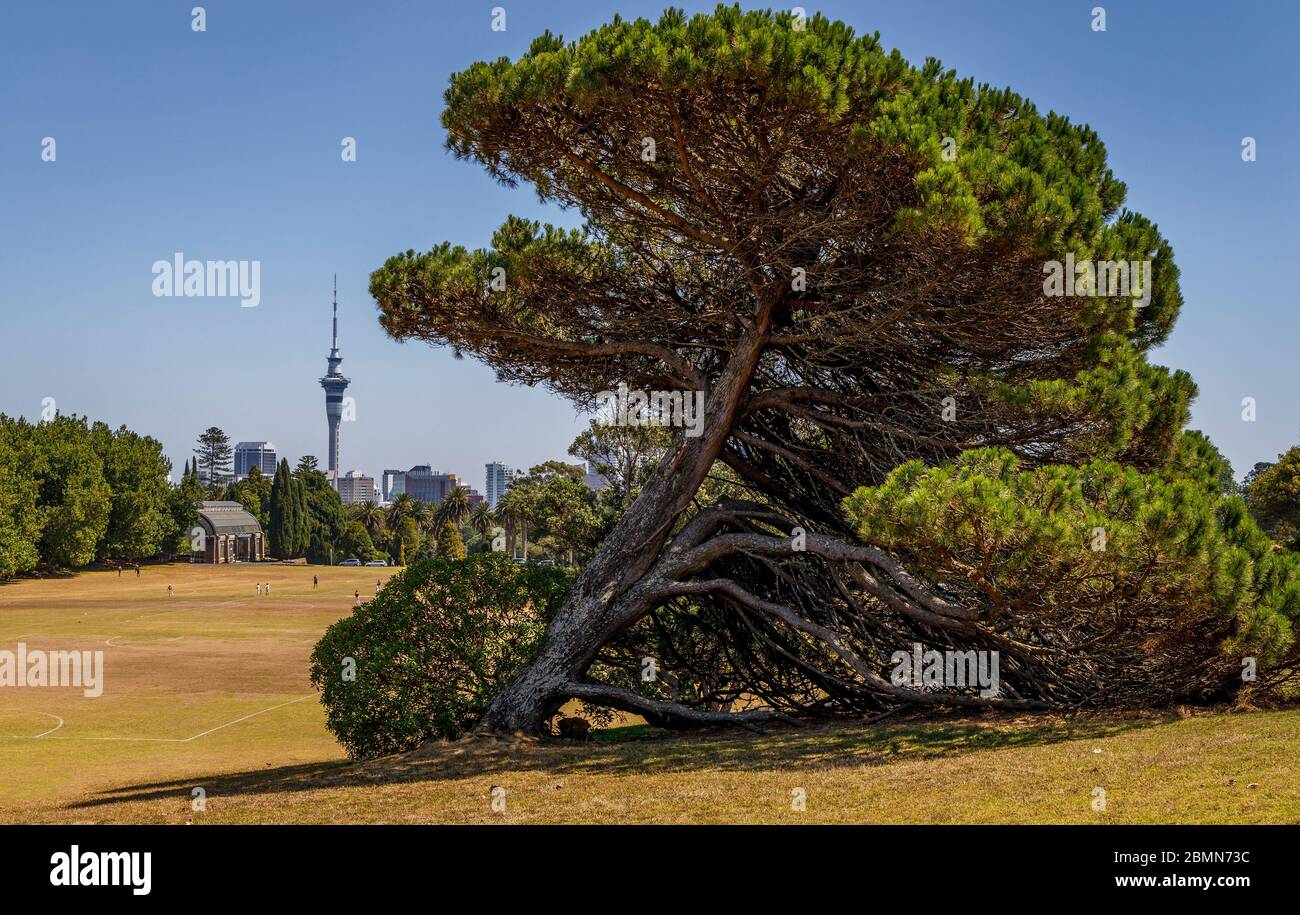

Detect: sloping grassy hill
[44,707,1300,824]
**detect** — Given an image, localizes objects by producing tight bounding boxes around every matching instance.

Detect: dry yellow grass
[0,563,389,822]
[2,564,1298,824]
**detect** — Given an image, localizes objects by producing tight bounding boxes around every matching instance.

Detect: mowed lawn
[2,564,1299,824]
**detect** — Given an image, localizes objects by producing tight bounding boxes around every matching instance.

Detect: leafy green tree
[843,446,1300,703]
[1246,447,1300,547]
[294,461,345,564]
[494,481,539,561]
[492,464,600,565]
[1242,461,1274,494]
[310,554,572,756]
[569,418,670,504]
[337,520,375,562]
[388,516,421,566]
[28,416,111,569]
[532,474,601,567]
[435,521,466,560]
[0,421,42,578]
[83,423,174,563]
[369,7,1293,732]
[193,427,233,490]
[296,454,320,474]
[0,416,212,572]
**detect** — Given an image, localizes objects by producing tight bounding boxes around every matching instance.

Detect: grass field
[2,564,1298,824]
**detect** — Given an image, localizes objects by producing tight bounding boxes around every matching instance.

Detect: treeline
[0,414,199,578]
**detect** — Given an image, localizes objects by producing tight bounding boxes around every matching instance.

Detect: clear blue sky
[1,1,1296,490]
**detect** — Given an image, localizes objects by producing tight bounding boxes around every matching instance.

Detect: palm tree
[386,491,415,530]
[469,501,494,543]
[494,492,528,562]
[411,499,439,554]
[435,486,472,532]
[491,501,517,556]
[353,499,386,541]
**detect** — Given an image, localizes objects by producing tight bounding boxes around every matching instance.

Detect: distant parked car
[364,559,388,567]
[536,558,557,567]
[338,558,362,567]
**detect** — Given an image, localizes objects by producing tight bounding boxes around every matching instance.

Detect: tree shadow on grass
[65,709,1176,812]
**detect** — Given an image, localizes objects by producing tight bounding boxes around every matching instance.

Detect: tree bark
[479,300,777,734]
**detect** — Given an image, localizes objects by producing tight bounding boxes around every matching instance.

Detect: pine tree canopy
[369,6,1300,726]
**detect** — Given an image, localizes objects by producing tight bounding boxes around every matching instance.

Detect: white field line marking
[0,710,64,738]
[0,694,314,743]
[104,635,184,647]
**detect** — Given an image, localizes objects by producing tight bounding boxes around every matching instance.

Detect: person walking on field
[354,590,361,607]
[375,579,381,595]
[313,575,318,590]
[265,582,271,596]
[256,582,262,596]
[167,584,174,598]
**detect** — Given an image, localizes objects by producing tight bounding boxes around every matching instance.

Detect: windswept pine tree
[371,7,1300,732]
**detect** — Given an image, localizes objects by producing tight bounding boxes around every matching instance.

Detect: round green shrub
[310,553,571,757]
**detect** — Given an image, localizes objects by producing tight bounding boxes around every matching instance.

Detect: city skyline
[176,281,583,495]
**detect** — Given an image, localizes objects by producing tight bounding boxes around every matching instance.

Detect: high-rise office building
[319,275,350,476]
[381,469,406,503]
[335,470,376,504]
[404,465,459,504]
[485,462,512,508]
[233,441,277,480]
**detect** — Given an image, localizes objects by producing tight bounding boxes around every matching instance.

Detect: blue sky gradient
[1,1,1296,489]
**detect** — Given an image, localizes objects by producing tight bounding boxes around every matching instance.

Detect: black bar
[0,825,1281,900]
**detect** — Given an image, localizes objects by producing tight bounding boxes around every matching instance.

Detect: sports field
[2,564,1298,824]
[0,564,390,823]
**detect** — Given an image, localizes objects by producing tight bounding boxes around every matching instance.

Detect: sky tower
[320,274,350,476]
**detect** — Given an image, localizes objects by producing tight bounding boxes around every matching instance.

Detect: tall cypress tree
[268,459,291,558]
[171,458,204,555]
[292,473,310,556]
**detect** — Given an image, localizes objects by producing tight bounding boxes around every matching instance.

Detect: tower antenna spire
[321,273,350,476]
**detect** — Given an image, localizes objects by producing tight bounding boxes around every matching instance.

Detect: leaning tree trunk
[478,317,773,734]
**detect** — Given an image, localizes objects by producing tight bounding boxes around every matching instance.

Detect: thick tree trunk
[478,430,721,732]
[479,311,775,734]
